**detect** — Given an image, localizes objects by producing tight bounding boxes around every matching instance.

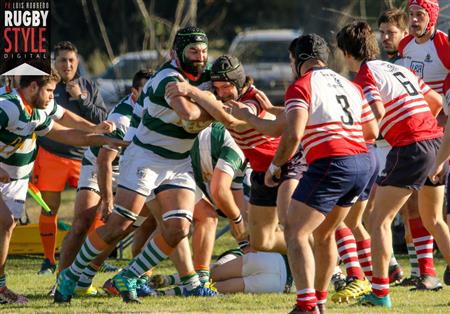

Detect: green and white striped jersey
[44,99,65,120]
[83,94,135,170]
[191,123,246,202]
[132,60,211,160]
[0,89,54,179]
[1,86,65,120]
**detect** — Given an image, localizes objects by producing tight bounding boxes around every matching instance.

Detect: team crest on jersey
[424,54,432,63]
[410,61,424,78]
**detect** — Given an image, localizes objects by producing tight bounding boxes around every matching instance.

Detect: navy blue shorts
[249,150,307,207]
[359,144,379,201]
[377,138,446,190]
[292,153,371,215]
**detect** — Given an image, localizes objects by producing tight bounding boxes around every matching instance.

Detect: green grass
[2,189,450,313]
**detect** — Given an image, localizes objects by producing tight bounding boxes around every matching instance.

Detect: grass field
[2,189,450,313]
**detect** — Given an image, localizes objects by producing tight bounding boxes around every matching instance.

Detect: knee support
[112,205,138,222]
[162,209,193,223]
[132,215,147,228]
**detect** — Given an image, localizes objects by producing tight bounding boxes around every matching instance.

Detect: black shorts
[377,138,446,190]
[249,150,308,206]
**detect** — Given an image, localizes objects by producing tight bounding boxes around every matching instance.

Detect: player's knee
[250,235,273,251]
[161,209,193,246]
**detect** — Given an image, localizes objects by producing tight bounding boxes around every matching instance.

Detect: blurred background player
[397,0,450,290]
[34,41,109,275]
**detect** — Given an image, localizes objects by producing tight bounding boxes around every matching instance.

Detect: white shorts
[78,164,119,193]
[242,252,287,293]
[375,140,391,176]
[117,143,196,197]
[0,179,28,219]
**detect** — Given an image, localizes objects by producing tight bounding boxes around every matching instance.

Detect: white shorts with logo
[0,179,28,219]
[242,252,287,293]
[117,143,196,198]
[78,164,119,193]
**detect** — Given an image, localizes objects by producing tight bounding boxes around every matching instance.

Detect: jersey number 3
[336,95,354,126]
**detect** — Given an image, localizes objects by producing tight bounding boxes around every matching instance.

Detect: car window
[233,40,291,63]
[101,58,159,80]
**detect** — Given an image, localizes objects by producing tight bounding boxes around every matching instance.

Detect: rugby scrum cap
[173,26,208,60]
[294,34,329,71]
[408,0,440,34]
[211,55,246,94]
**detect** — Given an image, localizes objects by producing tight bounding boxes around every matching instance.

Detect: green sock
[180,273,201,291]
[196,270,210,283]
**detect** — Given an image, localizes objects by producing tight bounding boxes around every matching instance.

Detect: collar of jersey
[17,89,33,116]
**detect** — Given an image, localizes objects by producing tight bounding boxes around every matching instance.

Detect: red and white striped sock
[356,238,372,281]
[336,227,364,280]
[409,217,436,277]
[316,290,327,306]
[296,288,317,311]
[372,277,389,297]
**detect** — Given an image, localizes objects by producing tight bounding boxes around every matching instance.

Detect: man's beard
[32,93,47,109]
[181,59,206,76]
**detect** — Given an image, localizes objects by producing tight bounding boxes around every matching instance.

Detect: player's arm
[361,99,379,141]
[362,118,379,141]
[57,108,115,134]
[254,89,285,115]
[368,100,385,124]
[228,100,285,137]
[265,108,307,187]
[423,89,443,117]
[210,168,246,241]
[97,147,118,219]
[166,89,211,122]
[44,122,128,149]
[166,80,245,127]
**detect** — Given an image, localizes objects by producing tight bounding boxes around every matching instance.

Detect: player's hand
[165,80,192,98]
[429,162,445,184]
[230,219,247,242]
[254,89,274,112]
[264,163,281,187]
[225,100,251,121]
[94,121,116,134]
[66,81,83,99]
[0,167,10,183]
[103,137,129,151]
[100,199,114,222]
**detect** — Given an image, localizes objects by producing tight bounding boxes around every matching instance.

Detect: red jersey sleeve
[433,31,450,70]
[354,63,382,106]
[284,75,312,114]
[398,35,414,58]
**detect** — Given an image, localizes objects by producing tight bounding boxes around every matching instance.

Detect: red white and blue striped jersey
[228,85,280,172]
[285,67,372,164]
[354,60,442,147]
[398,31,450,95]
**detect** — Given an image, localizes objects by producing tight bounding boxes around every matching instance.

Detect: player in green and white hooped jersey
[55,27,217,304]
[54,70,152,296]
[1,76,115,135]
[190,122,247,283]
[155,122,247,293]
[0,72,127,305]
